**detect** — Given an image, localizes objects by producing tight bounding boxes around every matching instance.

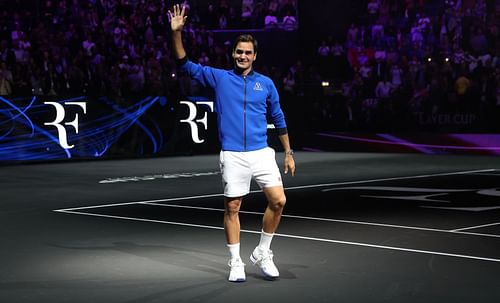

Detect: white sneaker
[250,247,279,280]
[228,258,246,282]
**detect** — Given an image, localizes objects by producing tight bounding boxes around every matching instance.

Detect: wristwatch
[285,149,294,156]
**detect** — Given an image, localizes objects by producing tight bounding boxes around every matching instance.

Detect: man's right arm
[169,4,218,88]
[169,4,187,60]
[172,31,186,60]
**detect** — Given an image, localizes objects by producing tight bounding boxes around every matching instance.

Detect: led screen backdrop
[0,95,220,162]
[2,93,500,164]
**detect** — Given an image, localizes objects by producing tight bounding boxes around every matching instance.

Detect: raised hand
[168,4,187,32]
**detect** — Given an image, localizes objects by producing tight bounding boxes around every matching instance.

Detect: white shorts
[219,147,283,197]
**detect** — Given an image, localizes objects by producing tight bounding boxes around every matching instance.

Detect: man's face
[232,42,256,71]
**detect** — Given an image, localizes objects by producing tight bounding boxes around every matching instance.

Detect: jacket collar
[233,67,255,77]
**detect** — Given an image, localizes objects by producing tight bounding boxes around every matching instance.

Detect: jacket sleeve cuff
[277,127,288,136]
[176,56,188,66]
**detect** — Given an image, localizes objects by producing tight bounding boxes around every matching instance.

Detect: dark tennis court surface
[1,152,500,302]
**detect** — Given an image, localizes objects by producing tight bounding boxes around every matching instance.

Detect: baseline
[54,208,500,263]
[140,202,500,239]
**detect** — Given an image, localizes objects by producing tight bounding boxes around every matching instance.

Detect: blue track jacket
[179,59,287,152]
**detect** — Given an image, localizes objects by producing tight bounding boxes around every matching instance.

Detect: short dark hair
[232,34,258,53]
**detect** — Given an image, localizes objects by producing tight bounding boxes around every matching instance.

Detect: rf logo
[180,101,214,143]
[44,101,87,149]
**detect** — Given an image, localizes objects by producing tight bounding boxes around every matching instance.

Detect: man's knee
[225,198,242,216]
[269,194,286,211]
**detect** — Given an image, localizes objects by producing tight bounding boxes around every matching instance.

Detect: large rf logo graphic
[180,101,214,143]
[44,101,87,149]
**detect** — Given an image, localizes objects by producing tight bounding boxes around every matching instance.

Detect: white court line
[468,173,500,177]
[55,200,500,239]
[451,221,500,232]
[54,208,500,263]
[54,168,500,239]
[55,169,496,213]
[141,202,500,239]
[320,169,496,192]
[55,193,225,211]
[53,168,500,262]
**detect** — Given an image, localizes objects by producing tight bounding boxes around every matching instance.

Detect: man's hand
[168,4,187,32]
[284,154,295,176]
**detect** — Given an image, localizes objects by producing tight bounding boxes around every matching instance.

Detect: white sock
[227,243,241,260]
[258,230,274,251]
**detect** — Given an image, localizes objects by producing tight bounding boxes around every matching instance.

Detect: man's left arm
[266,78,295,176]
[278,132,295,176]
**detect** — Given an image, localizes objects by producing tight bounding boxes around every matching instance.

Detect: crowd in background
[0,0,297,101]
[0,0,499,133]
[310,0,500,132]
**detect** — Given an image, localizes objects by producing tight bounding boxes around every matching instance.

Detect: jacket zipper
[243,75,247,151]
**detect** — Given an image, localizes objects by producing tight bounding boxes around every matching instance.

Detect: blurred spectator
[0,40,16,67]
[375,77,393,100]
[470,27,488,55]
[346,23,360,48]
[0,62,13,84]
[282,9,297,30]
[264,10,279,28]
[82,34,96,57]
[0,70,12,95]
[317,40,330,57]
[367,0,381,23]
[358,61,373,79]
[390,63,403,87]
[198,51,210,65]
[282,70,296,93]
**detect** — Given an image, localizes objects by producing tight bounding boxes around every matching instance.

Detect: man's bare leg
[262,186,287,233]
[224,196,246,282]
[250,185,286,279]
[224,196,243,244]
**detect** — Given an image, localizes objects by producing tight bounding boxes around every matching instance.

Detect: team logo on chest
[253,82,263,91]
